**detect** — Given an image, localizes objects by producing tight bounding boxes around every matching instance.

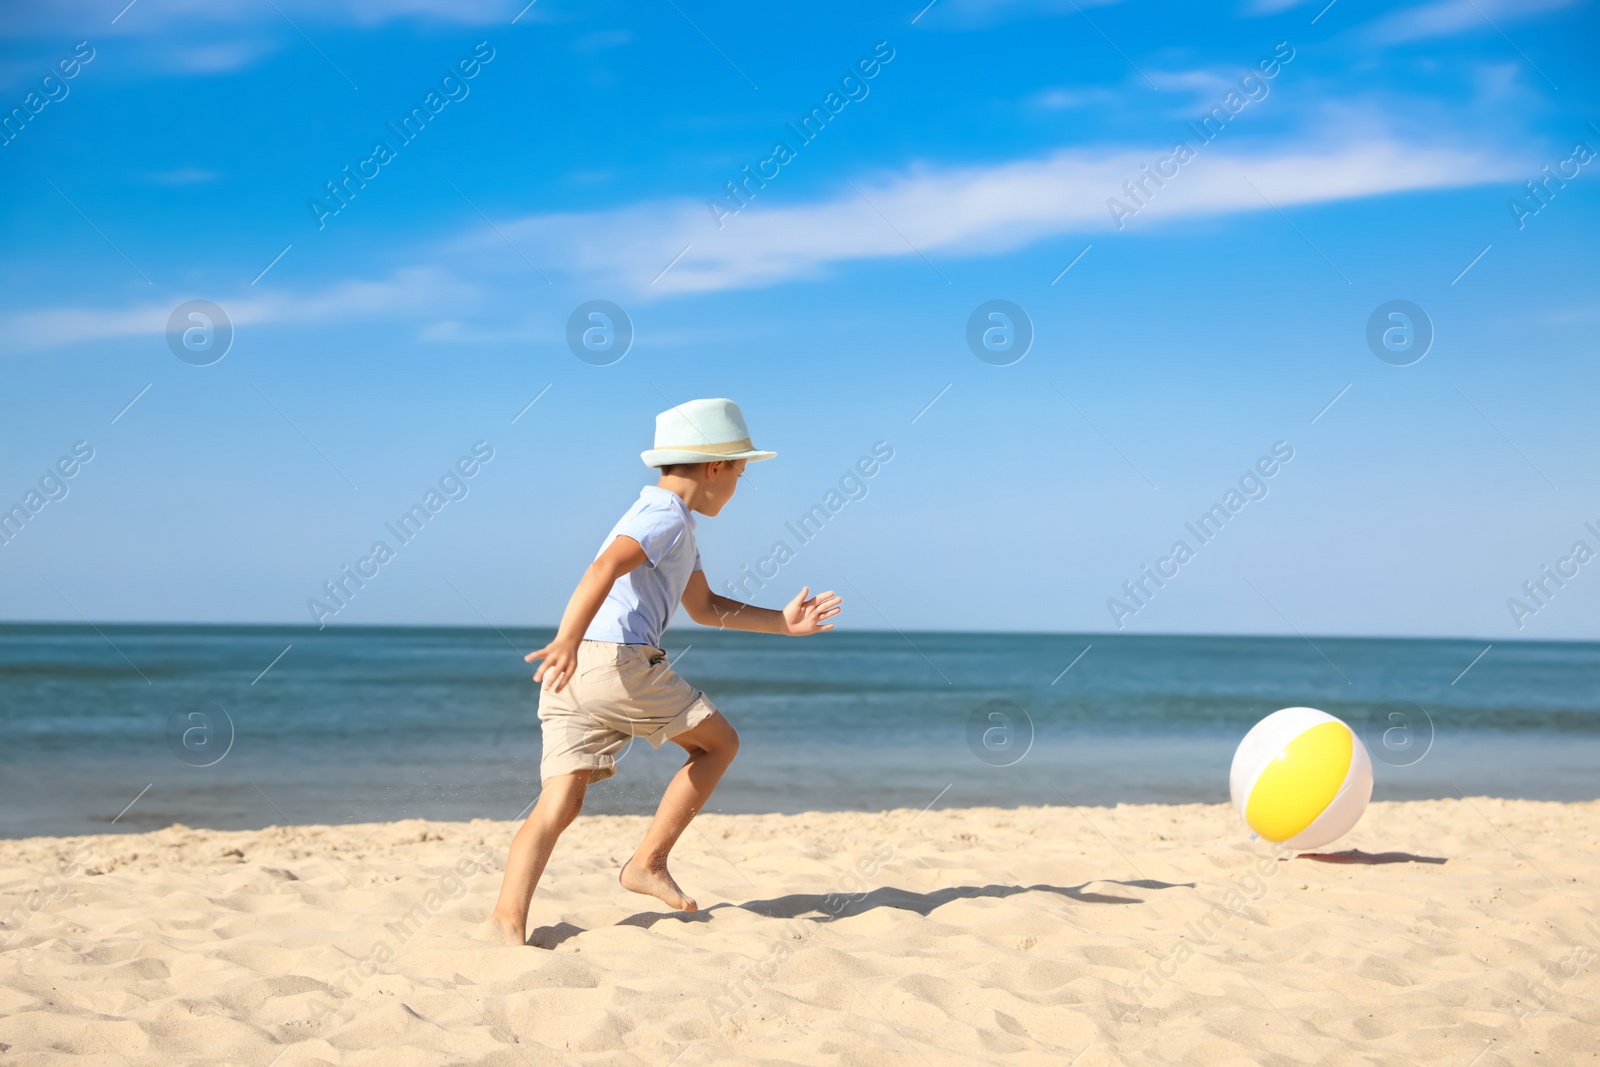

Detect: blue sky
[1,0,1597,640]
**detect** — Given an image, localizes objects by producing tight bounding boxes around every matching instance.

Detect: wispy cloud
[4,267,470,352]
[5,135,1525,351]
[1,0,529,85]
[1,0,525,38]
[1032,85,1121,110]
[484,137,1522,295]
[167,41,280,74]
[1365,0,1577,44]
[914,0,1127,28]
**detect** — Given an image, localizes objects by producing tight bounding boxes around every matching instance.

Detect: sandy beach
[1,798,1595,1065]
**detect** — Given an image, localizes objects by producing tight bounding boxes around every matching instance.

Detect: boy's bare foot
[475,915,528,946]
[620,857,697,912]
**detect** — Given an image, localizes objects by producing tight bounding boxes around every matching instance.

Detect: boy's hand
[526,637,580,692]
[782,586,841,636]
[526,539,646,693]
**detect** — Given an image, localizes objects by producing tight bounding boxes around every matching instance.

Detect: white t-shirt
[583,486,702,648]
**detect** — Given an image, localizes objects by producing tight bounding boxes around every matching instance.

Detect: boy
[485,398,842,945]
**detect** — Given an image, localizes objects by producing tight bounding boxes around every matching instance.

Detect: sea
[1,625,1596,839]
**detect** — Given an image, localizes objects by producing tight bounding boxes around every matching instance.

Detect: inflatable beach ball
[1229,708,1373,850]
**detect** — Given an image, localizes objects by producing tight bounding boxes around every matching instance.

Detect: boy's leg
[620,710,739,912]
[485,771,588,945]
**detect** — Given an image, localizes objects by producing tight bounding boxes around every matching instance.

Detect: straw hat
[641,398,777,468]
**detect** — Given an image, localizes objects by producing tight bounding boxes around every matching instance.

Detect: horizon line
[0,619,1584,646]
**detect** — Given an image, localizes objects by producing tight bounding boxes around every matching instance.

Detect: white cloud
[1,0,525,84]
[414,316,544,345]
[0,0,524,37]
[481,137,1522,295]
[5,136,1526,351]
[1147,67,1268,115]
[1365,0,1577,44]
[1153,68,1247,99]
[915,0,1126,28]
[168,42,278,74]
[1032,86,1120,110]
[315,0,526,26]
[3,267,470,352]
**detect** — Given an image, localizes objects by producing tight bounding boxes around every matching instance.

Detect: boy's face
[696,459,745,516]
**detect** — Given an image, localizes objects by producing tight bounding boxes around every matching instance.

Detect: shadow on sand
[601,878,1196,934]
[1296,849,1448,865]
[527,921,585,949]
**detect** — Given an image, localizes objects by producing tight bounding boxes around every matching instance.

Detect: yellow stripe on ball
[1245,720,1353,842]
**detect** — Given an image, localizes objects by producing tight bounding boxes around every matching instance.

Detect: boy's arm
[525,536,647,692]
[681,571,842,636]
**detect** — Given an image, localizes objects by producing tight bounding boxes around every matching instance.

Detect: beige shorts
[537,641,717,784]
